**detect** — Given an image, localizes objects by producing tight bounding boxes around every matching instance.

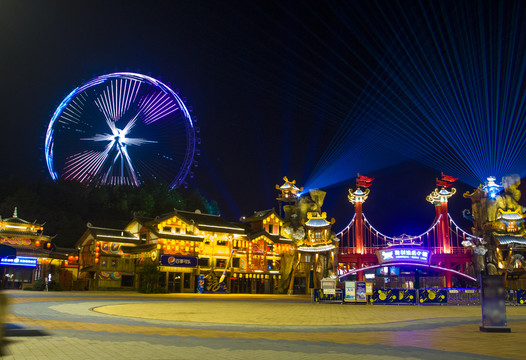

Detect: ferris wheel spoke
[123,137,158,146]
[94,97,116,132]
[77,140,115,182]
[63,141,114,182]
[80,133,114,142]
[102,149,122,185]
[122,113,140,135]
[64,150,106,182]
[120,145,140,186]
[139,92,179,124]
[145,100,179,124]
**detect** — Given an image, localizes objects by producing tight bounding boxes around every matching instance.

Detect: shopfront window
[215,258,226,268]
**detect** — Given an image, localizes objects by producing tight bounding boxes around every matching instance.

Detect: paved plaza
[2,291,526,359]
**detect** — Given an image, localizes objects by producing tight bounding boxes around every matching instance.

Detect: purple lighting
[45,72,197,188]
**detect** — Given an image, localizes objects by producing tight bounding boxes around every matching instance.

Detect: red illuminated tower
[426,173,457,255]
[348,174,373,280]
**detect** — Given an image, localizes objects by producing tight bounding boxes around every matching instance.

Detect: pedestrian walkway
[2,290,526,359]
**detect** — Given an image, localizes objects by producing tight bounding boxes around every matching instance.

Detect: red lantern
[46,243,51,248]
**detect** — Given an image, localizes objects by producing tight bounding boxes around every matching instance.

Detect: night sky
[1,1,523,237]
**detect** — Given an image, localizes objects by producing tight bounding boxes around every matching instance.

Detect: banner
[356,282,367,302]
[344,281,356,302]
[419,289,447,304]
[372,289,416,304]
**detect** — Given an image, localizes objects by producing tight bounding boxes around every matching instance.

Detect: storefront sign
[160,255,197,267]
[0,256,37,267]
[344,281,356,302]
[376,248,431,264]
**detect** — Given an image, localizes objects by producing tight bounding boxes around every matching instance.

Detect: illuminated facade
[77,224,142,290]
[241,209,294,293]
[77,209,295,293]
[464,174,526,289]
[0,208,74,289]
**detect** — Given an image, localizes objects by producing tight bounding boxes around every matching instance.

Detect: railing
[339,247,379,255]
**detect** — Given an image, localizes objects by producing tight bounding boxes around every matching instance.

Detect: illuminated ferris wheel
[44,72,199,188]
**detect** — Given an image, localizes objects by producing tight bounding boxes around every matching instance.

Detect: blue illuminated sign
[160,255,197,267]
[377,248,431,265]
[0,256,38,267]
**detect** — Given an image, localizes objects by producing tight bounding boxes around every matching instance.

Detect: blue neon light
[377,248,430,264]
[0,256,38,267]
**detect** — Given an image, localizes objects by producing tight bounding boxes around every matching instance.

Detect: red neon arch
[338,262,477,282]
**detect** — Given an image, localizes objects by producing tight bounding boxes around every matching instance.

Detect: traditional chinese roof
[153,231,205,242]
[497,211,524,221]
[297,244,335,253]
[280,182,300,191]
[83,224,141,244]
[246,229,292,244]
[241,209,281,223]
[156,210,245,234]
[305,218,331,227]
[276,176,303,193]
[2,207,44,226]
[495,235,526,246]
[121,243,158,253]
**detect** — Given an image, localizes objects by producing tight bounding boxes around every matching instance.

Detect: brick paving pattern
[2,291,526,359]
